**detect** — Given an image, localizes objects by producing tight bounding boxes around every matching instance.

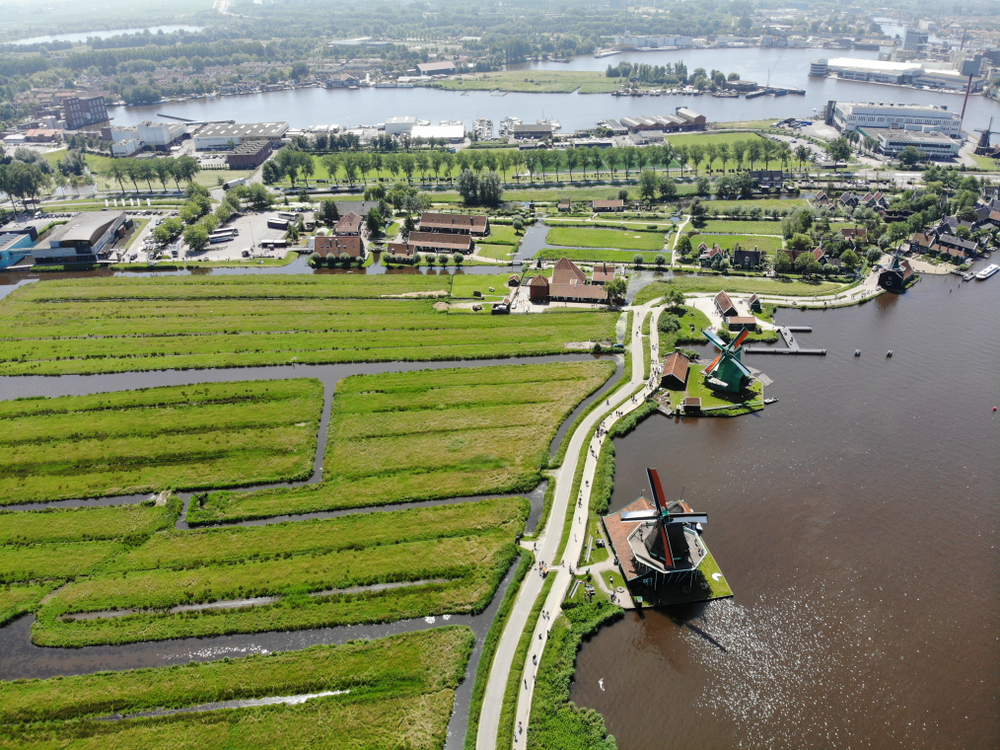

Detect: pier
[744,325,826,356]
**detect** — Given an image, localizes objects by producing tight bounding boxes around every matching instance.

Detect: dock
[744,325,826,356]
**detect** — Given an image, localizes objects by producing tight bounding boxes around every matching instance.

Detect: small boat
[962,271,976,281]
[764,397,778,404]
[975,263,999,280]
[854,349,861,357]
[886,350,893,357]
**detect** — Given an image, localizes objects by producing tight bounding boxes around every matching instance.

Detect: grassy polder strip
[0,626,472,724]
[0,583,56,627]
[497,574,553,750]
[189,361,615,524]
[0,291,616,376]
[537,248,667,264]
[109,496,526,573]
[0,380,324,505]
[437,70,620,94]
[463,549,533,750]
[0,541,122,584]
[546,226,666,252]
[633,276,852,305]
[0,500,180,545]
[0,692,462,750]
[685,233,784,252]
[526,600,622,750]
[34,504,527,646]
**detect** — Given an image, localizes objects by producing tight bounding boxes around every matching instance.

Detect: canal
[571,272,1000,750]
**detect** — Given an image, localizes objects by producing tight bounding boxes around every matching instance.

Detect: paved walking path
[477,299,662,750]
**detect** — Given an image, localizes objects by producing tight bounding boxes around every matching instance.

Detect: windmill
[701,328,752,393]
[620,468,708,583]
[974,118,1000,157]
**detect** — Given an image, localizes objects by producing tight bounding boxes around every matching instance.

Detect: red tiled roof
[661,351,690,384]
[315,235,363,258]
[714,290,735,313]
[592,263,616,283]
[335,212,363,234]
[593,199,624,209]
[407,231,473,251]
[386,241,415,257]
[418,212,489,234]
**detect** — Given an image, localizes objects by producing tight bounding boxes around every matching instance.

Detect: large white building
[863,128,961,160]
[828,101,962,137]
[137,121,186,148]
[384,116,417,136]
[815,57,984,92]
[193,121,289,150]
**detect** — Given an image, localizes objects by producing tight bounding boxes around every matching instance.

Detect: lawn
[0,277,617,375]
[0,628,472,750]
[968,152,1000,172]
[702,198,809,212]
[437,70,620,94]
[546,226,666,251]
[188,360,615,524]
[35,499,527,646]
[633,275,851,304]
[0,380,323,505]
[0,501,179,545]
[694,219,786,235]
[476,242,516,260]
[536,247,668,264]
[450,273,517,300]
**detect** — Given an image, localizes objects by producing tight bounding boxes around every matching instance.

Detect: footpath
[476,299,662,750]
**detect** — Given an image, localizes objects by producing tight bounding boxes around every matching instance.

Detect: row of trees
[0,159,49,211]
[105,156,200,194]
[264,137,813,192]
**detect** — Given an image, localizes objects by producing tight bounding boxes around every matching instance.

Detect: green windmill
[701,328,752,393]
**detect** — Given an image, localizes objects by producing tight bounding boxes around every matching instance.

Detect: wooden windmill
[701,328,752,393]
[620,469,708,576]
[974,118,999,157]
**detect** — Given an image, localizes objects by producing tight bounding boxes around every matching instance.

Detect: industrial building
[410,123,465,143]
[59,94,109,130]
[827,101,962,137]
[416,61,457,76]
[385,116,418,135]
[227,140,276,169]
[811,58,984,92]
[861,128,961,159]
[138,121,186,148]
[193,122,289,150]
[30,212,128,264]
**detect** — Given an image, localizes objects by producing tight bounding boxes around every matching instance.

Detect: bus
[277,211,298,222]
[212,227,239,237]
[209,234,234,244]
[267,219,290,231]
[261,239,289,250]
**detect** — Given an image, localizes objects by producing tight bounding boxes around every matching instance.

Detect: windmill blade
[621,510,660,522]
[646,468,668,513]
[702,329,727,351]
[666,513,709,525]
[704,353,722,375]
[732,328,750,349]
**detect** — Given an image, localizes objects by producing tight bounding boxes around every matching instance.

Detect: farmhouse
[406,231,474,254]
[592,199,625,213]
[418,212,490,236]
[714,290,738,318]
[530,258,609,304]
[335,212,364,236]
[315,235,364,259]
[660,351,690,390]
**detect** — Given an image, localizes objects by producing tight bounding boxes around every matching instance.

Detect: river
[109,47,1000,138]
[571,272,1000,749]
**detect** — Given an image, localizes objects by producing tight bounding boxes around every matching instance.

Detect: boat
[962,271,976,281]
[886,350,893,357]
[975,263,999,280]
[593,48,621,58]
[855,349,861,357]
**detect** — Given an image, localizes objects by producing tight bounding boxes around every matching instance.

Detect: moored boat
[975,263,999,280]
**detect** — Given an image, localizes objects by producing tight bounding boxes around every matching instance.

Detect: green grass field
[0,277,616,375]
[35,498,526,646]
[476,243,515,260]
[634,276,851,304]
[536,247,667,264]
[0,628,472,750]
[694,219,786,235]
[0,500,179,545]
[437,70,620,94]
[702,198,808,212]
[450,273,517,300]
[546,226,666,251]
[0,380,323,505]
[188,361,614,524]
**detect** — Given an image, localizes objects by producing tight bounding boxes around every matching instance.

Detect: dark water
[572,273,1000,750]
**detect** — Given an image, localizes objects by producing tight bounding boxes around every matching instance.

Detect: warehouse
[828,101,962,137]
[861,128,961,160]
[194,122,289,150]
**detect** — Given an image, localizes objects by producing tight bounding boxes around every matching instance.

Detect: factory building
[827,101,962,138]
[814,58,984,92]
[193,122,289,150]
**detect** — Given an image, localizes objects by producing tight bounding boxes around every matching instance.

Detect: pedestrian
[525,679,528,689]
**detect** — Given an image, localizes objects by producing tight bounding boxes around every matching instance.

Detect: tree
[658,177,677,202]
[639,170,659,202]
[774,251,792,274]
[632,253,644,268]
[365,207,384,237]
[453,252,464,265]
[319,199,340,226]
[795,144,811,171]
[676,235,692,257]
[657,313,681,334]
[696,176,711,197]
[604,277,627,302]
[478,171,503,207]
[788,233,813,254]
[827,137,852,167]
[689,198,707,228]
[290,61,310,80]
[840,248,860,273]
[654,253,667,267]
[897,145,927,168]
[512,218,524,233]
[456,169,478,204]
[152,217,183,247]
[182,223,210,253]
[664,286,685,309]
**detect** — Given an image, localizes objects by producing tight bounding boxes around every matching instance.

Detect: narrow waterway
[571,273,1000,750]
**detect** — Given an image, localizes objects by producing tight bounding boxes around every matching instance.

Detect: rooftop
[195,121,289,139]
